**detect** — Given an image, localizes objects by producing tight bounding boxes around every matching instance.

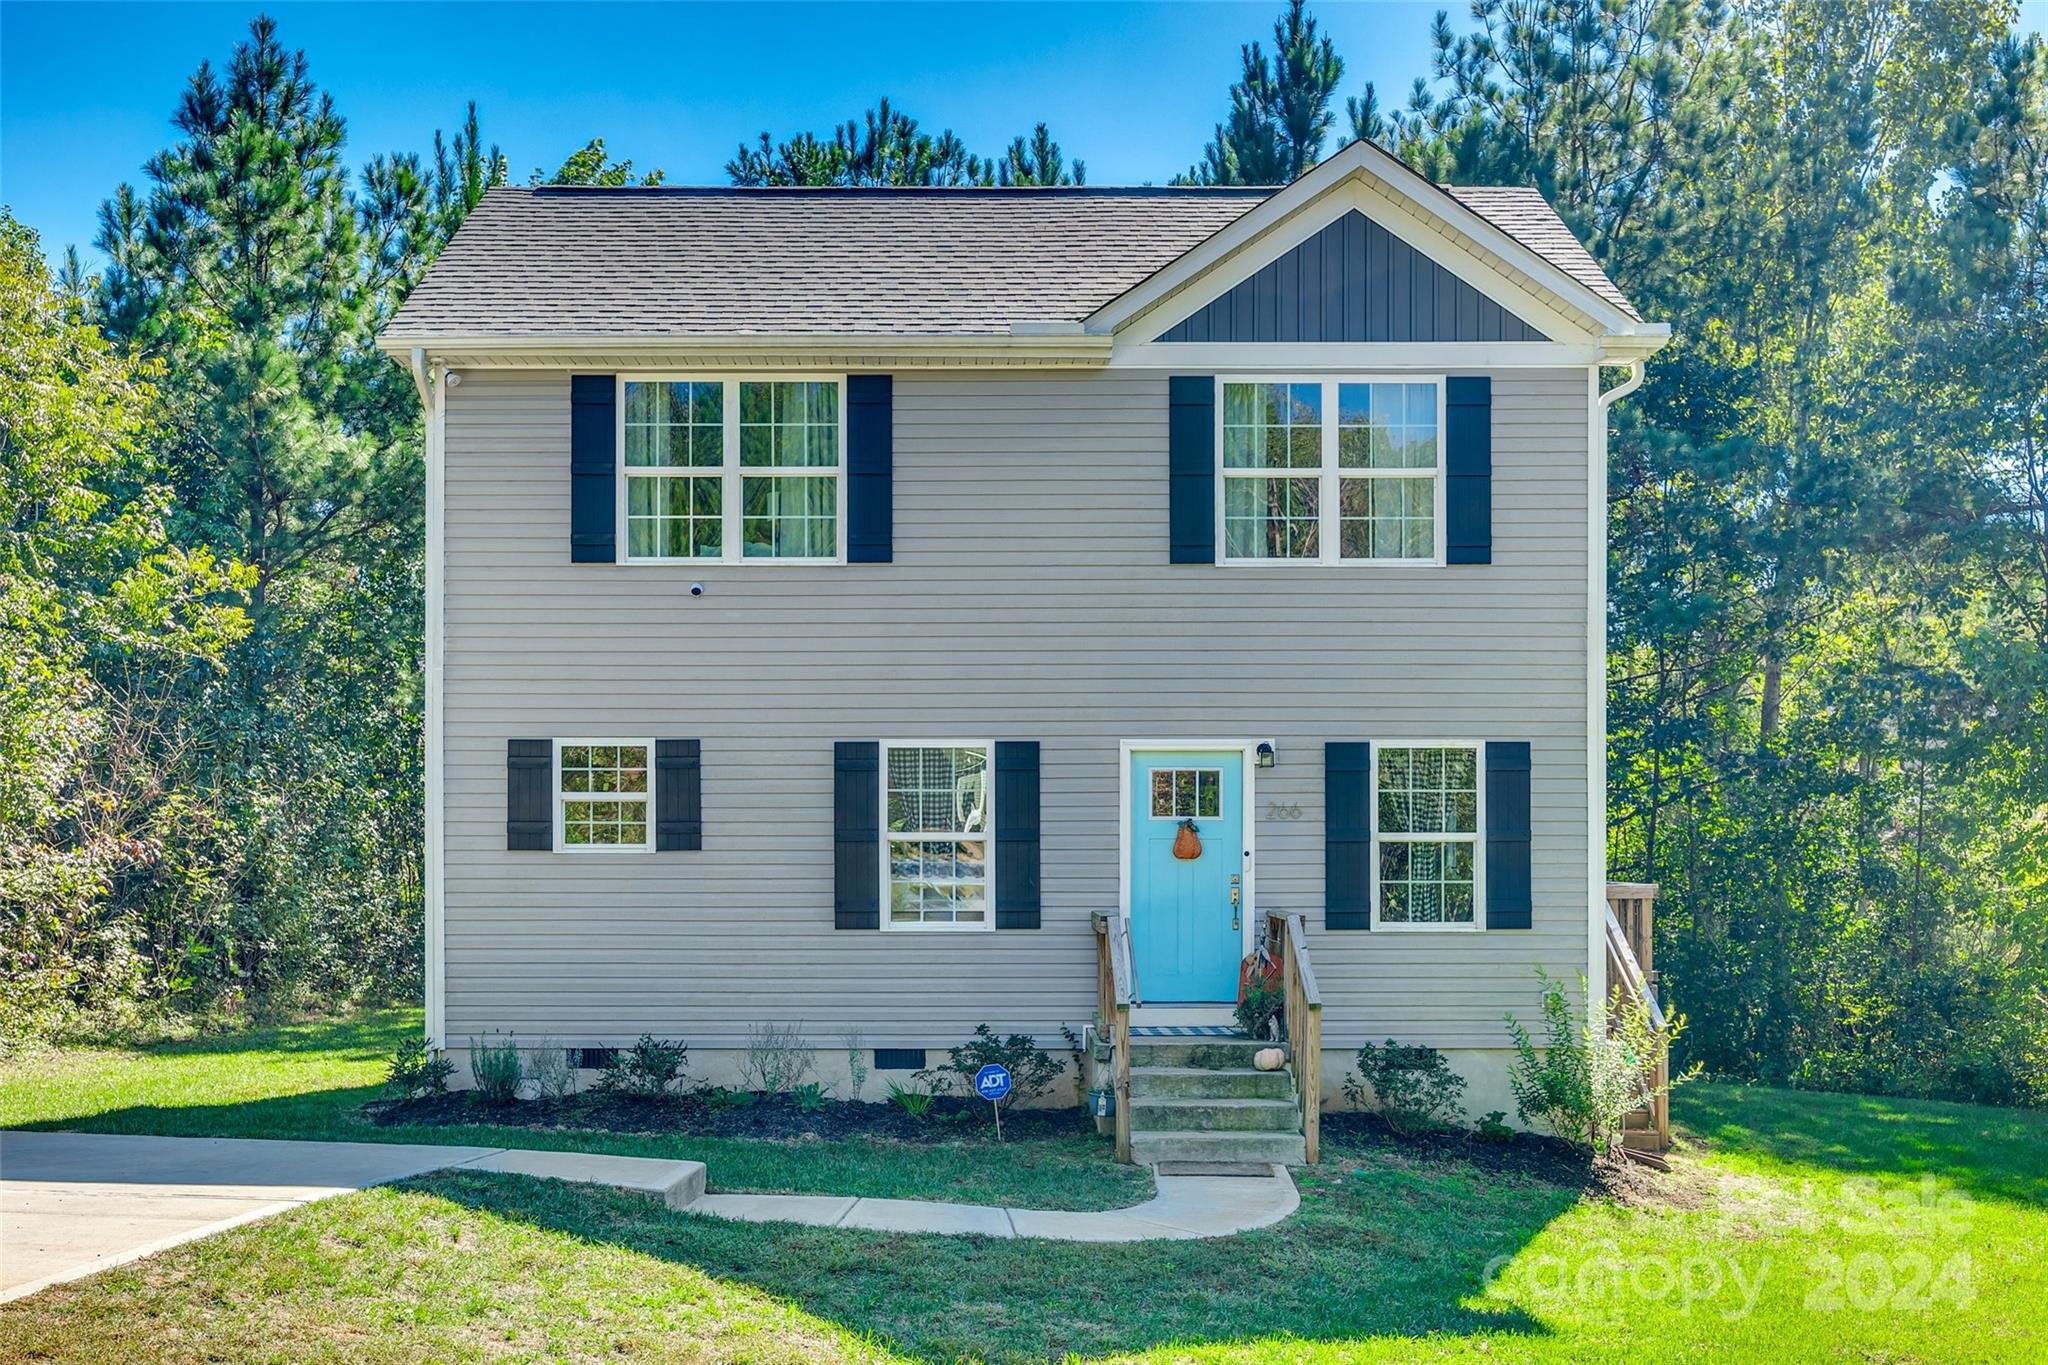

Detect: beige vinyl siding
[441,368,1590,1050]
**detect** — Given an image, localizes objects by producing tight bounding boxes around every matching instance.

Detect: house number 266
[1266,802,1304,821]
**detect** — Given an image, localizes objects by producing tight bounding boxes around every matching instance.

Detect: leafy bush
[468,1035,523,1106]
[843,1029,868,1102]
[594,1034,689,1099]
[700,1084,756,1112]
[886,1079,937,1119]
[1235,982,1283,1040]
[792,1081,828,1112]
[739,1021,816,1094]
[526,1040,573,1102]
[1504,970,1691,1154]
[385,1038,453,1099]
[944,1024,1064,1112]
[1476,1110,1515,1142]
[1341,1039,1467,1134]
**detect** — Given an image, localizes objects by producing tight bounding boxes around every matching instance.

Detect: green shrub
[1341,1039,1467,1134]
[843,1029,868,1103]
[468,1035,524,1106]
[1504,969,1691,1154]
[1234,982,1283,1040]
[1476,1110,1515,1142]
[944,1024,1064,1112]
[700,1084,755,1112]
[792,1081,828,1112]
[886,1079,937,1119]
[385,1038,453,1100]
[594,1034,689,1099]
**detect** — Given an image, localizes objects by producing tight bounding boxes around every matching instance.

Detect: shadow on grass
[412,1142,1574,1363]
[1675,1081,2048,1208]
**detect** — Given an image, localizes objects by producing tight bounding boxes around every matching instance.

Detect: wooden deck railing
[1266,911,1322,1164]
[1091,911,1135,1164]
[1603,882,1669,1153]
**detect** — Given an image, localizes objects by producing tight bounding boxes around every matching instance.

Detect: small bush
[468,1035,524,1106]
[700,1084,756,1112]
[1235,982,1283,1040]
[385,1039,453,1100]
[1342,1039,1467,1134]
[1504,969,1692,1154]
[886,1079,937,1119]
[594,1034,689,1099]
[739,1021,816,1095]
[1476,1110,1515,1142]
[792,1081,828,1112]
[944,1024,1064,1112]
[843,1029,868,1103]
[526,1040,574,1102]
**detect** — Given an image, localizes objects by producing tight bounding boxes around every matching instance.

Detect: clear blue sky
[4,1,2046,269]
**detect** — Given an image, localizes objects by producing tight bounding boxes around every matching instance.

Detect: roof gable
[1153,209,1547,344]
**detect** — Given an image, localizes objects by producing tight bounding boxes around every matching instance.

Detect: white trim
[376,331,1116,366]
[1088,140,1657,341]
[552,738,657,852]
[1367,741,1486,932]
[412,350,447,1050]
[1213,375,1447,568]
[615,374,848,566]
[878,740,996,934]
[1117,740,1259,998]
[1586,361,1642,1003]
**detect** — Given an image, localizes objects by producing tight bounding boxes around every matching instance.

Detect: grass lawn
[3,1013,2045,1361]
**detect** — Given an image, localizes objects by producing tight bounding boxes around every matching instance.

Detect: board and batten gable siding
[439,368,1591,1051]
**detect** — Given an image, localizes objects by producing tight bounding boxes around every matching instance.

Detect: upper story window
[621,377,843,563]
[1372,744,1480,929]
[1219,378,1443,565]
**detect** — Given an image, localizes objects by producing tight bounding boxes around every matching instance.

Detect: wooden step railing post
[1268,911,1321,1164]
[1603,883,1668,1153]
[1093,911,1135,1165]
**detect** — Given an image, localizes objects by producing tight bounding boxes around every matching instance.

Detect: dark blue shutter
[1168,376,1216,564]
[834,742,881,929]
[847,375,893,563]
[1485,741,1532,929]
[507,739,552,851]
[1325,742,1372,929]
[994,741,1041,929]
[570,374,617,563]
[1445,376,1492,565]
[655,740,702,851]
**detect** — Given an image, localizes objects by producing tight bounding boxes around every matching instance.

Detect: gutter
[408,346,448,1050]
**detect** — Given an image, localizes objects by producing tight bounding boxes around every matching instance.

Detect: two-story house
[377,139,1668,1164]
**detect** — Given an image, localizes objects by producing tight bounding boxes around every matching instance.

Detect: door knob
[1230,874,1241,930]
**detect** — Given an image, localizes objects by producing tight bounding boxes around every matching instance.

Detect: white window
[1219,377,1444,565]
[620,377,844,562]
[1372,745,1481,929]
[883,743,991,931]
[555,740,653,850]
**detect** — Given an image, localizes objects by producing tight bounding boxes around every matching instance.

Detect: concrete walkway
[1,1131,1297,1303]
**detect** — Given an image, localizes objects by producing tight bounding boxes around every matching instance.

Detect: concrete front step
[1130,1065,1297,1100]
[1132,1097,1302,1132]
[1129,1037,1274,1070]
[1131,1130,1308,1166]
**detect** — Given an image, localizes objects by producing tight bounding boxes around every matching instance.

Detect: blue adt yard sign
[974,1064,1012,1138]
[974,1064,1012,1101]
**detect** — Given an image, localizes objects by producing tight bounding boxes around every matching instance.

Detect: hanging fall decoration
[1172,818,1203,860]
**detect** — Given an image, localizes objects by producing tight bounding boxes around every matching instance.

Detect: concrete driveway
[0,1131,499,1303]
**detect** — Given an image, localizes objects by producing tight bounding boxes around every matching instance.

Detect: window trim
[616,373,849,566]
[552,737,656,853]
[1213,374,1448,568]
[1368,739,1485,932]
[878,739,996,934]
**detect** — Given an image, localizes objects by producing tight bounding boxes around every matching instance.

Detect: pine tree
[727,99,1082,187]
[1178,0,1343,185]
[534,136,663,187]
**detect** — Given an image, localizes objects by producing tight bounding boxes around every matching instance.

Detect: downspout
[1586,358,1643,1010]
[411,348,447,1051]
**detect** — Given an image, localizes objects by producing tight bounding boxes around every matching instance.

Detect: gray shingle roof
[1445,186,1640,321]
[383,183,1636,340]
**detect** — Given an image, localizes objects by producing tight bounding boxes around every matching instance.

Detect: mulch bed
[1318,1110,1708,1207]
[370,1089,1102,1144]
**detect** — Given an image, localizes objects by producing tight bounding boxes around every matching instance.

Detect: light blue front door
[1129,750,1245,1003]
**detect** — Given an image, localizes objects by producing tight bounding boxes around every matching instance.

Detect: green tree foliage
[0,212,251,1036]
[534,136,664,187]
[1179,0,1344,185]
[727,98,1084,186]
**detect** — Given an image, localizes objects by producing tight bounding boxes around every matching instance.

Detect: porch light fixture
[1256,742,1276,769]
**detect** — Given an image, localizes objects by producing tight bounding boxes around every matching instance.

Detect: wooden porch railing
[1091,911,1135,1164]
[1266,911,1322,1164]
[1603,882,1669,1153]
